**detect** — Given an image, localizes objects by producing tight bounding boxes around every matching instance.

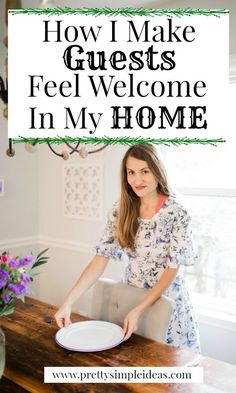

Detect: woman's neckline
[139,195,169,221]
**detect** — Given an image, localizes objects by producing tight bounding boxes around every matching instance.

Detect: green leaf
[35,257,49,263]
[31,259,49,269]
[31,248,50,270]
[0,306,15,317]
[35,248,50,260]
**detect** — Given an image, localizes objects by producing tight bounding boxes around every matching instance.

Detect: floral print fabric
[95,196,201,352]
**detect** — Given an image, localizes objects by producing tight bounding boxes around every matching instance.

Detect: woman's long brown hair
[116,144,171,251]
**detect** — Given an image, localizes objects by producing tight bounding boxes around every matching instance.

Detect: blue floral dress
[95,196,201,353]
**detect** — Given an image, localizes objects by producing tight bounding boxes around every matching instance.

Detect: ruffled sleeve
[167,207,196,268]
[95,202,121,260]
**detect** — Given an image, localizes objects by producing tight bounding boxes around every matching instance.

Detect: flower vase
[0,328,6,379]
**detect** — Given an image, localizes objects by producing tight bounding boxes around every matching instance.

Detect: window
[161,81,236,317]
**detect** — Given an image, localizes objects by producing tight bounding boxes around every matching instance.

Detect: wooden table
[0,297,235,392]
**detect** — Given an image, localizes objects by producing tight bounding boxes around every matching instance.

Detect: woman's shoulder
[163,195,191,219]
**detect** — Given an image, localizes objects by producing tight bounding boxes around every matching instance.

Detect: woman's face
[126,156,158,199]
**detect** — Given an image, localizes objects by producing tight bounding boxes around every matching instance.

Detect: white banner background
[8,11,229,139]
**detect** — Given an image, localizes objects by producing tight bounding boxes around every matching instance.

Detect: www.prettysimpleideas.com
[28,19,207,134]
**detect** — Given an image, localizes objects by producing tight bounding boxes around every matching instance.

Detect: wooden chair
[86,277,174,342]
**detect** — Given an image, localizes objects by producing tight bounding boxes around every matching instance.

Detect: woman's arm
[54,255,109,328]
[123,267,179,340]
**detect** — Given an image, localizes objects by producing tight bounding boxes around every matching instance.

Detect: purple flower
[8,282,29,296]
[0,270,10,281]
[0,281,6,290]
[17,282,29,295]
[18,255,33,268]
[8,283,20,296]
[9,259,17,269]
[2,293,10,303]
[21,273,31,283]
[0,269,10,288]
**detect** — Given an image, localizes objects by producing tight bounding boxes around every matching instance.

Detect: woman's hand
[123,307,142,341]
[54,302,72,328]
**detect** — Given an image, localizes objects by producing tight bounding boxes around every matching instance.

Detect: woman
[55,144,200,352]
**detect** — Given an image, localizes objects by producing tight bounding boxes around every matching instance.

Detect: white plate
[55,320,124,352]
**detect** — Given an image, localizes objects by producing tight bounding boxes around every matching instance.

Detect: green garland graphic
[10,8,228,17]
[13,137,226,147]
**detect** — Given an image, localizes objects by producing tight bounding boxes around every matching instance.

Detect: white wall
[36,142,126,309]
[1,0,236,365]
[37,144,126,243]
[0,0,38,241]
